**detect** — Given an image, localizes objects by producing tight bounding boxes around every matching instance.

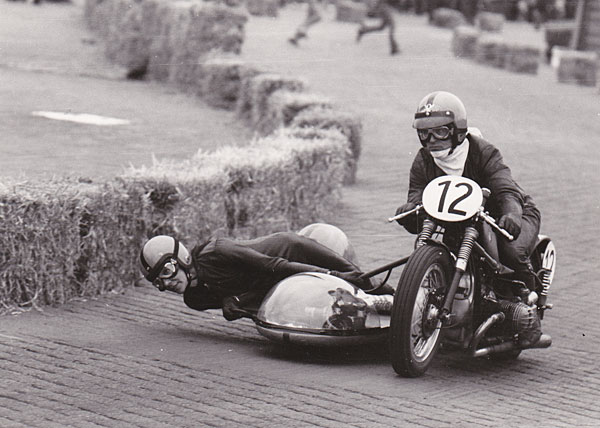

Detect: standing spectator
[356,0,400,55]
[288,0,322,46]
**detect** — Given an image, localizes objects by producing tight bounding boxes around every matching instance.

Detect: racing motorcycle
[386,175,555,377]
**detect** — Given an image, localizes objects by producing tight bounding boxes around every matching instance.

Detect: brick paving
[1,1,600,427]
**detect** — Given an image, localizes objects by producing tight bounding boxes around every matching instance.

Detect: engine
[498,300,542,347]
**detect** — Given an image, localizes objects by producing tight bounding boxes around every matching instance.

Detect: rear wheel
[390,244,452,377]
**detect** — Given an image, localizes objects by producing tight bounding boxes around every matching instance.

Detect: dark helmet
[412,91,468,150]
[139,235,192,284]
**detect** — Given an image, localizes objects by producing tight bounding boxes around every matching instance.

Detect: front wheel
[389,244,452,377]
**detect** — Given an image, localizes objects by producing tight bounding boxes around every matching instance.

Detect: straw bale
[121,161,230,243]
[452,25,480,58]
[335,0,367,23]
[291,106,362,184]
[104,0,149,75]
[204,129,346,237]
[235,66,264,122]
[553,48,598,87]
[249,73,307,130]
[475,11,504,32]
[504,43,541,74]
[166,2,247,88]
[475,34,508,68]
[84,0,119,36]
[0,179,84,310]
[260,90,333,136]
[246,0,279,17]
[69,181,145,296]
[543,21,574,61]
[201,56,247,109]
[431,8,467,29]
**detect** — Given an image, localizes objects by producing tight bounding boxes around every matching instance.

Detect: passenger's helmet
[412,91,468,149]
[139,235,192,284]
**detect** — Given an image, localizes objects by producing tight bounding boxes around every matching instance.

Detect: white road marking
[32,111,130,126]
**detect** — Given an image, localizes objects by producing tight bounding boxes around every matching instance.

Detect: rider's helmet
[412,91,468,151]
[139,235,193,290]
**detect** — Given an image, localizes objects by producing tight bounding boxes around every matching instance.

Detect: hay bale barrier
[0,127,349,311]
[201,56,248,109]
[261,90,332,135]
[235,66,265,122]
[475,11,504,32]
[291,106,363,185]
[475,34,508,68]
[247,73,307,132]
[0,0,369,311]
[85,0,247,82]
[553,48,599,87]
[504,43,541,74]
[167,3,247,89]
[543,21,574,62]
[431,8,467,29]
[452,25,480,58]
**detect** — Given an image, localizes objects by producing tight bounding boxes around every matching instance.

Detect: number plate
[422,175,483,222]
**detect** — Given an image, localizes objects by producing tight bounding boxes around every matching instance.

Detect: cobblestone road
[1,2,599,427]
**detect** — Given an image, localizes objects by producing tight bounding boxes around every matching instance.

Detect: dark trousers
[497,206,541,280]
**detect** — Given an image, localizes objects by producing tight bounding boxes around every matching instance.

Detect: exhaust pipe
[473,333,552,358]
[469,312,505,356]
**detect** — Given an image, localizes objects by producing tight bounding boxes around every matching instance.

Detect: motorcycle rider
[395,91,542,299]
[139,229,393,321]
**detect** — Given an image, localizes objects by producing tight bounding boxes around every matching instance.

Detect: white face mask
[429,139,470,176]
[429,148,451,159]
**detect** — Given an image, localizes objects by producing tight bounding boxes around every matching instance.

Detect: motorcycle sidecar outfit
[255,272,391,346]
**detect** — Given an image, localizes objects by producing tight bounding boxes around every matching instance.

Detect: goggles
[152,259,178,290]
[417,125,454,141]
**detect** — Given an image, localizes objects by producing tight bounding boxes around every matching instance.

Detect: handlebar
[478,208,514,241]
[387,205,422,223]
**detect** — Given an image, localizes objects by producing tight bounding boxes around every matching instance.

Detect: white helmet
[413,91,468,149]
[139,235,192,289]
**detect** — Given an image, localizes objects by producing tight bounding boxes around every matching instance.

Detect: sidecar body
[253,272,391,346]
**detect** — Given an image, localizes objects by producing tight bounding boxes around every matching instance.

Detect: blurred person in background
[139,228,393,321]
[356,0,400,55]
[288,0,322,46]
[394,91,542,294]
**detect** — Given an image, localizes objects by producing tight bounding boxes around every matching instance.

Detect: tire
[389,244,453,377]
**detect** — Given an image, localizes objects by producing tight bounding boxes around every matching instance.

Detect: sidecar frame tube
[255,322,389,347]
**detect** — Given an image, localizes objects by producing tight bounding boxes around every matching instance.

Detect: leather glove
[394,202,417,226]
[498,212,522,239]
[222,296,243,321]
[330,270,370,289]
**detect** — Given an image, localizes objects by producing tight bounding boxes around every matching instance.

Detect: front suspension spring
[456,226,478,271]
[541,269,551,298]
[417,219,436,248]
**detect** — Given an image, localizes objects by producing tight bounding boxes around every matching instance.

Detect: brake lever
[387,205,423,223]
[478,208,514,241]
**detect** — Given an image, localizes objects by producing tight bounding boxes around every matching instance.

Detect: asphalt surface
[1,1,600,427]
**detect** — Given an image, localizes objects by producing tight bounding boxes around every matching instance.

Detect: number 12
[437,180,473,216]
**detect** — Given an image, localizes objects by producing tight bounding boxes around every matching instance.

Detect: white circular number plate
[422,175,483,222]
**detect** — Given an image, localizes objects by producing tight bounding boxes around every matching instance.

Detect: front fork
[416,219,479,324]
[440,225,479,324]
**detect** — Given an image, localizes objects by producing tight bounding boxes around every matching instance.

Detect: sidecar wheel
[389,244,452,377]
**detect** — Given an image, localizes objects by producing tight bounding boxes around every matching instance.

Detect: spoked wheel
[390,244,452,377]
